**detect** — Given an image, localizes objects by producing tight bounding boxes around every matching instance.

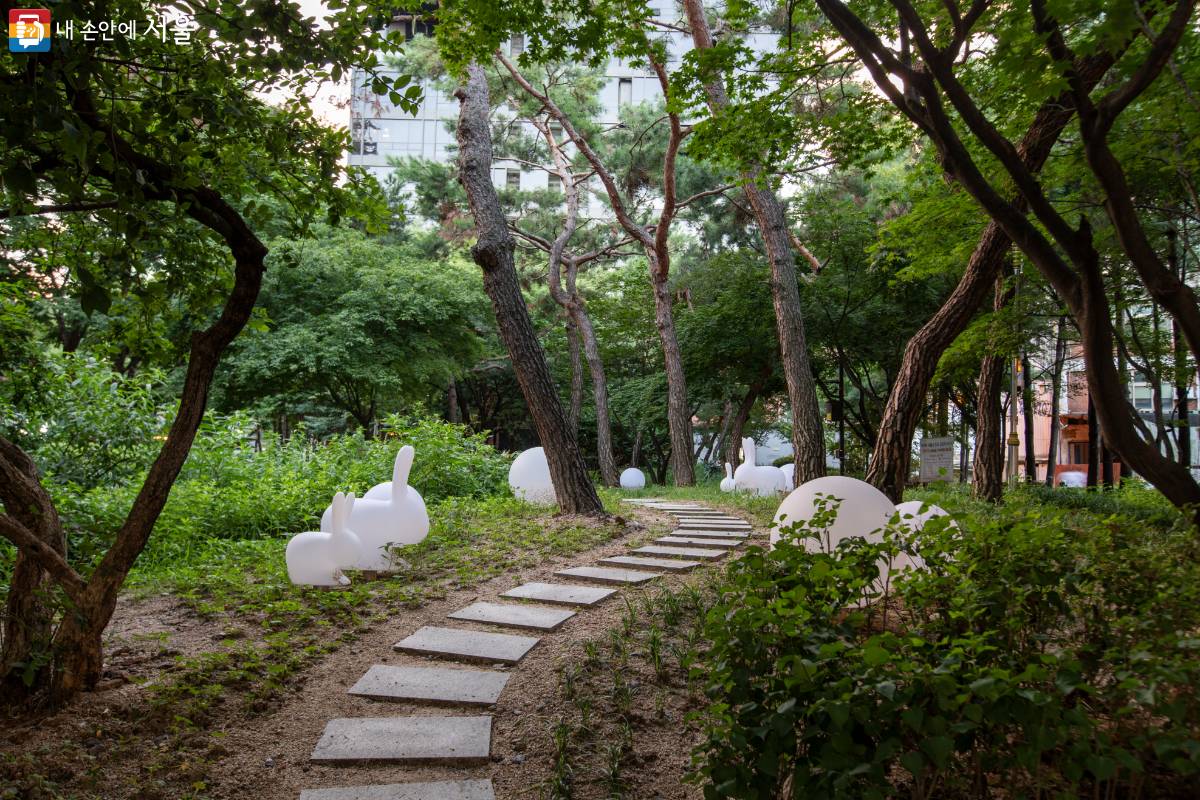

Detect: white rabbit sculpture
[287,491,362,586]
[321,445,430,571]
[734,437,787,497]
[720,463,736,493]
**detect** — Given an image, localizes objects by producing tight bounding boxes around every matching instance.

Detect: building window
[547,174,562,193]
[618,78,633,107]
[506,169,521,190]
[510,33,525,55]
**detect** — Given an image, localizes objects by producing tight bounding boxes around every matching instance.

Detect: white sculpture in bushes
[509,446,557,505]
[734,437,786,496]
[894,500,957,531]
[770,476,894,550]
[777,464,795,492]
[719,463,736,493]
[287,491,362,586]
[619,467,646,489]
[321,445,430,571]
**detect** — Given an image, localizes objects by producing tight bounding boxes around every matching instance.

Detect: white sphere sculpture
[509,446,557,505]
[719,463,736,493]
[619,467,646,489]
[321,445,430,571]
[770,476,895,550]
[287,492,362,586]
[894,500,956,531]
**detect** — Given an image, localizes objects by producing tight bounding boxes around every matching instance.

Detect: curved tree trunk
[651,266,696,484]
[974,353,1006,502]
[455,64,603,516]
[571,304,620,486]
[681,0,825,489]
[566,319,583,433]
[862,52,1120,502]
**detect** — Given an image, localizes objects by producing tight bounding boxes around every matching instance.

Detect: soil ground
[1,502,736,799]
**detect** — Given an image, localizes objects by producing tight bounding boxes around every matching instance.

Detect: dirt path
[207,501,741,800]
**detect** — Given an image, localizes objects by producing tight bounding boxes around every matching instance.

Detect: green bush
[50,413,511,575]
[696,497,1200,798]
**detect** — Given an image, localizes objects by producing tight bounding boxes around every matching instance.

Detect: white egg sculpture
[321,445,429,571]
[509,446,557,505]
[287,492,362,586]
[770,476,895,550]
[719,463,736,493]
[894,500,957,531]
[619,467,646,489]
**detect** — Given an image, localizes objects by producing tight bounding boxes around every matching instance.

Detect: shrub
[49,413,511,575]
[696,498,1200,798]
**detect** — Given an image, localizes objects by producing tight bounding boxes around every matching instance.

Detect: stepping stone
[633,545,727,560]
[599,555,701,572]
[555,565,663,585]
[656,536,743,549]
[448,601,575,632]
[676,520,751,530]
[348,665,509,706]
[310,716,491,764]
[501,582,616,607]
[394,626,539,664]
[300,779,496,800]
[673,528,749,539]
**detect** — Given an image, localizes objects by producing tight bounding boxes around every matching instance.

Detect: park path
[285,499,757,800]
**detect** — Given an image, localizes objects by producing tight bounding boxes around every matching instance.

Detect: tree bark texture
[1045,316,1066,486]
[1022,353,1037,481]
[455,64,603,515]
[973,275,1013,502]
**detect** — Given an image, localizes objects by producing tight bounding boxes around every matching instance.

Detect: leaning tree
[0,0,416,703]
[799,0,1200,512]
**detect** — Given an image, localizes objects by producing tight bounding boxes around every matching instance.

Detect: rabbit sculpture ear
[329,491,362,569]
[742,437,756,465]
[391,446,415,500]
[725,463,733,480]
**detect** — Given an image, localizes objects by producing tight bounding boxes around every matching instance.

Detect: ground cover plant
[693,485,1200,798]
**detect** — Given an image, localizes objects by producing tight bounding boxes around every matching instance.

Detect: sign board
[919,436,955,483]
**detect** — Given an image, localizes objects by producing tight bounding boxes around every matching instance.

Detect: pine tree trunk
[455,64,603,516]
[682,0,825,489]
[651,266,696,485]
[1087,397,1099,488]
[572,305,620,486]
[974,353,1006,502]
[726,380,762,470]
[567,319,583,434]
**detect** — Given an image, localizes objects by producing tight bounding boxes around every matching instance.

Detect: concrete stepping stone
[448,601,575,632]
[555,565,663,584]
[632,545,727,560]
[394,626,539,664]
[310,716,491,764]
[656,536,743,549]
[599,555,701,572]
[673,528,749,539]
[501,582,616,607]
[676,520,751,530]
[301,780,495,800]
[348,665,509,706]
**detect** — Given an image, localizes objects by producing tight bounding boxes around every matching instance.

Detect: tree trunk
[1087,396,1099,488]
[860,51,1120,502]
[447,378,461,424]
[726,379,762,470]
[974,354,1006,502]
[1045,316,1066,486]
[651,265,696,485]
[682,0,825,490]
[973,274,1013,502]
[572,304,620,486]
[455,64,603,516]
[1169,230,1192,469]
[566,318,583,434]
[1022,353,1037,482]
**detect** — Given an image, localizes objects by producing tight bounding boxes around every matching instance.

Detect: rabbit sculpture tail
[720,462,736,493]
[287,491,362,586]
[321,445,430,571]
